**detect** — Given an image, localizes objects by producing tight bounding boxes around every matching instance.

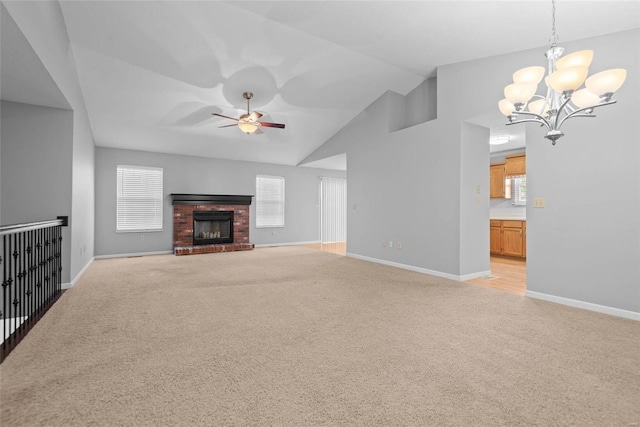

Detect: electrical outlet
[382,240,387,247]
[389,241,393,248]
[534,198,546,208]
[397,242,402,250]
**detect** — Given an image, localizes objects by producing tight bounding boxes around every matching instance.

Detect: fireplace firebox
[193,211,233,245]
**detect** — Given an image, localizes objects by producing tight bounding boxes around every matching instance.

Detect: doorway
[319,176,347,255]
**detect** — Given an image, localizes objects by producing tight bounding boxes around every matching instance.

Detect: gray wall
[307,91,469,277]
[304,29,639,313]
[95,147,346,256]
[388,77,438,132]
[1,101,73,282]
[3,1,96,284]
[525,30,639,313]
[460,122,490,277]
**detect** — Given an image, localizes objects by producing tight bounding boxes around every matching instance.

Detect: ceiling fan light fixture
[212,91,286,135]
[238,120,258,134]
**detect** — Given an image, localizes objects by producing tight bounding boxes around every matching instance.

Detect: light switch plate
[534,198,546,208]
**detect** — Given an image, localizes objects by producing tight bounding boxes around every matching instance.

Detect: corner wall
[3,1,96,284]
[0,101,73,282]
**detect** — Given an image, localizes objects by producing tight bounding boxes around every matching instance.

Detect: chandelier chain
[549,0,559,47]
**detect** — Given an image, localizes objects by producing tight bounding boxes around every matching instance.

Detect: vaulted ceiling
[4,1,639,168]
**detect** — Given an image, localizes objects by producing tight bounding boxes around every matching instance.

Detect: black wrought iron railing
[0,217,67,363]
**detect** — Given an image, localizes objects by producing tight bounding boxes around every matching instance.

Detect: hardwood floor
[466,256,526,296]
[303,242,347,256]
[304,244,525,295]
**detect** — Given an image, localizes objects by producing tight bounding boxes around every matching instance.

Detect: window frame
[116,165,164,233]
[512,176,527,206]
[255,175,285,228]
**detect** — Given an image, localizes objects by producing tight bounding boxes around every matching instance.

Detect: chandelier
[498,0,627,144]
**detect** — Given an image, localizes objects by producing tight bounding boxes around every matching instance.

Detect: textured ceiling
[5,1,640,168]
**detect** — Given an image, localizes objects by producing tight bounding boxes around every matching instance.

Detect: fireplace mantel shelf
[170,194,253,205]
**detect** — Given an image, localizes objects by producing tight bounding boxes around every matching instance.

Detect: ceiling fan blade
[218,124,238,128]
[258,122,286,129]
[212,113,239,121]
[249,111,263,121]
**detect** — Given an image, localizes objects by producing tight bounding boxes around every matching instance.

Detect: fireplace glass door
[193,211,233,245]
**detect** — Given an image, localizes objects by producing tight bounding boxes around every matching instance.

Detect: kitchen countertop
[491,216,526,221]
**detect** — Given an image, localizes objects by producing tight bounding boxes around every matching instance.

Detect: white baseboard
[460,270,492,281]
[62,257,95,290]
[94,250,173,260]
[255,241,321,248]
[346,253,485,282]
[525,290,640,321]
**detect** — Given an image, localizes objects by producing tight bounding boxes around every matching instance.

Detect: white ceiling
[4,1,640,169]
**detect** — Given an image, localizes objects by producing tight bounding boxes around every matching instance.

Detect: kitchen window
[507,175,526,206]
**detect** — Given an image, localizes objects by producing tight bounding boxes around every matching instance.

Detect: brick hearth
[171,194,254,256]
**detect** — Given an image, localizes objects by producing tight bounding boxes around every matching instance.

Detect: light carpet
[1,246,638,426]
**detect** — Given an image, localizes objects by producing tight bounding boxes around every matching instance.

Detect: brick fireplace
[171,194,254,256]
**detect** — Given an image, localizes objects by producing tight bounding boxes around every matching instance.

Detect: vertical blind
[320,177,347,243]
[256,175,285,228]
[116,165,163,232]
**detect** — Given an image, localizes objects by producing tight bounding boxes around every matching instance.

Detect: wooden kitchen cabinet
[490,162,506,198]
[490,221,502,255]
[490,220,526,258]
[523,222,527,258]
[505,153,526,176]
[502,221,525,257]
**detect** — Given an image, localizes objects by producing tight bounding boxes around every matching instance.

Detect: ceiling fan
[212,92,285,135]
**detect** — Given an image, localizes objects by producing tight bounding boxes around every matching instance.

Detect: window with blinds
[510,175,527,206]
[116,165,163,232]
[256,175,285,228]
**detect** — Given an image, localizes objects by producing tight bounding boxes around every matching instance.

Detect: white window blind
[256,175,285,228]
[117,165,163,232]
[509,175,527,206]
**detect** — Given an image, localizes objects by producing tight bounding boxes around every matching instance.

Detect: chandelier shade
[571,89,601,109]
[498,99,515,116]
[504,83,537,105]
[499,0,627,144]
[528,99,549,115]
[546,66,589,93]
[555,50,593,70]
[513,66,545,84]
[585,69,627,97]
